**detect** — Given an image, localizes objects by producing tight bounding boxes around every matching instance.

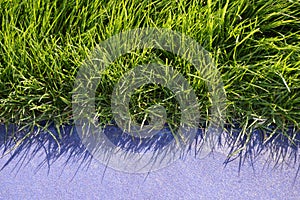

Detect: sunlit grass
[0,0,299,155]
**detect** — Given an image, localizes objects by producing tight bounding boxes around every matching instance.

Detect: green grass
[0,0,300,155]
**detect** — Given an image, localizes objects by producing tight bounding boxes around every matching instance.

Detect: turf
[0,0,300,157]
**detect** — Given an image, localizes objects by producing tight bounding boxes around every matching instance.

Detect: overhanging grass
[0,0,300,157]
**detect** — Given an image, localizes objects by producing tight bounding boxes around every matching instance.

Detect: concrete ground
[0,125,299,199]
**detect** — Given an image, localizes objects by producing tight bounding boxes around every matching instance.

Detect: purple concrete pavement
[0,124,299,199]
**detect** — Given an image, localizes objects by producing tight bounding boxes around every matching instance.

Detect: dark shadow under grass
[1,122,300,179]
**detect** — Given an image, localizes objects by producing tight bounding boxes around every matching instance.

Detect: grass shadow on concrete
[0,122,299,179]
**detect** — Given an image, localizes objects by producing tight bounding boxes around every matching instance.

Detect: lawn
[0,0,300,158]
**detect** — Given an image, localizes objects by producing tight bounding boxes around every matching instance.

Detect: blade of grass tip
[227,117,250,157]
[276,72,291,93]
[0,130,32,159]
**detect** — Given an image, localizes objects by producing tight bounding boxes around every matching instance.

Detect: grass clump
[0,0,299,156]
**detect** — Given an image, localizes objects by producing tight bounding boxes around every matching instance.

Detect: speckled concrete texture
[0,125,299,200]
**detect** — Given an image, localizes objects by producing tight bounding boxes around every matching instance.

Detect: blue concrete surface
[0,124,299,199]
